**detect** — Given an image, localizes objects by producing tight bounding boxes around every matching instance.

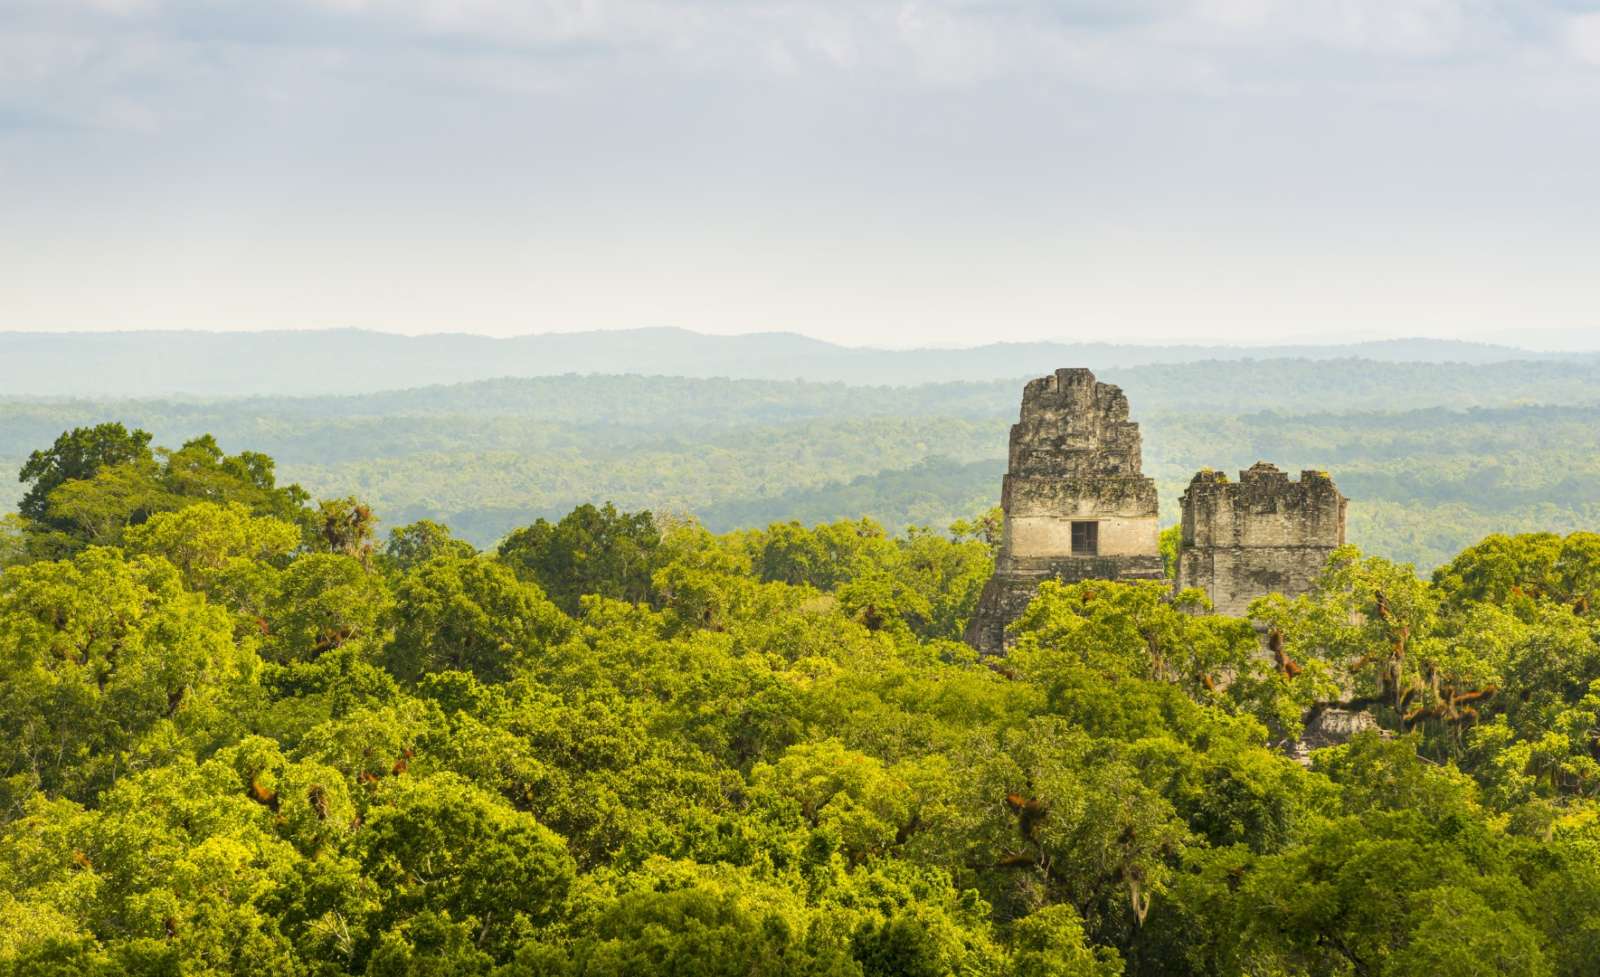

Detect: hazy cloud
[1569,11,1600,62]
[7,0,1600,127]
[2,0,1597,343]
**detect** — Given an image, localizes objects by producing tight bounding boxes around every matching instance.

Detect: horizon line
[4,324,1596,355]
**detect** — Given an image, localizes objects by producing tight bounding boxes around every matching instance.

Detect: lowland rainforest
[3,340,1600,976]
[6,353,1600,570]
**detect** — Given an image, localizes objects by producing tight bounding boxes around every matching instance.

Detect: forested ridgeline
[4,361,1600,568]
[4,425,1600,977]
[6,357,1600,426]
[2,329,1590,396]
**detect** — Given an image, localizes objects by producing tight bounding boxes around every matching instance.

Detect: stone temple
[965,368,1164,654]
[965,367,1348,654]
[1174,463,1347,617]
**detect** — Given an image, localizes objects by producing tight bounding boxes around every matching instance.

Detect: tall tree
[17,423,153,525]
[497,503,660,614]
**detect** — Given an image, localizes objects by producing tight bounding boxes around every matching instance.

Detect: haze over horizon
[3,322,1598,354]
[5,1,1599,349]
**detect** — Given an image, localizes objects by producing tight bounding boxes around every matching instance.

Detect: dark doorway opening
[1071,521,1099,556]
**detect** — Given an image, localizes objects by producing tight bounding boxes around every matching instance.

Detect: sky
[1,0,1598,349]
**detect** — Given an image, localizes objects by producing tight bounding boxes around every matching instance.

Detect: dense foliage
[5,428,1600,976]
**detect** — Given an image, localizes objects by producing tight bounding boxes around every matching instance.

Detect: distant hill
[0,328,1584,396]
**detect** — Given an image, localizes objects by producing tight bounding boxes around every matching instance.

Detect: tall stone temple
[964,367,1348,655]
[964,368,1164,654]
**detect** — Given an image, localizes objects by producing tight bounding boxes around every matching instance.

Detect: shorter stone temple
[965,368,1163,654]
[1175,463,1347,617]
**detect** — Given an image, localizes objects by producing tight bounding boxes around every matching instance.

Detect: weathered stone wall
[966,368,1163,654]
[1004,473,1160,559]
[1176,462,1346,617]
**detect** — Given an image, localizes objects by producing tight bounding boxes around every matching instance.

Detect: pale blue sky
[2,0,1598,347]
